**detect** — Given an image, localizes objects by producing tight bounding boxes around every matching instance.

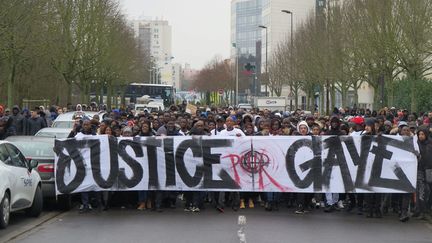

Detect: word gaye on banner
[54,135,418,195]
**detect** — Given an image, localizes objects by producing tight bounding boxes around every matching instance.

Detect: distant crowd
[0,103,431,222]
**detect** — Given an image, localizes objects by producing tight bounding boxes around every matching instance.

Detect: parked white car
[51,111,104,128]
[35,127,71,139]
[0,141,43,229]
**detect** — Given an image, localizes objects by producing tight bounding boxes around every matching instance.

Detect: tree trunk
[80,82,85,104]
[385,70,394,107]
[7,64,16,109]
[67,82,72,105]
[354,86,359,108]
[107,82,112,110]
[95,83,100,104]
[331,84,336,110]
[206,91,210,105]
[115,91,119,108]
[319,84,325,115]
[326,80,330,115]
[409,72,418,113]
[341,85,347,108]
[120,88,126,107]
[306,91,312,111]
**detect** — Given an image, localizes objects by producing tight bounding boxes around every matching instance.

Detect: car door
[0,144,13,203]
[4,144,34,210]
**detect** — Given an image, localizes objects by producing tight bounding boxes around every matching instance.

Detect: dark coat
[26,116,47,135]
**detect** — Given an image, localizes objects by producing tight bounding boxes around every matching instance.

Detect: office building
[231,0,263,98]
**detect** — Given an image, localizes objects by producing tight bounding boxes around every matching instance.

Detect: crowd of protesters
[0,102,431,222]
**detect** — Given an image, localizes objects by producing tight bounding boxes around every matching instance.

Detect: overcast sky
[119,0,231,69]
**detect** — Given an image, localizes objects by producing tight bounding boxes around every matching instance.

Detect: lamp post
[235,46,239,106]
[149,69,153,83]
[258,25,268,96]
[281,10,294,111]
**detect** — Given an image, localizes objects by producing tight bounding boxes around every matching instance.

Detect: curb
[0,211,65,243]
[426,213,432,224]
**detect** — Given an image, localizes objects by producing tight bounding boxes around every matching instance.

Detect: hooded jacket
[10,105,24,135]
[326,116,344,136]
[295,121,311,135]
[417,128,432,170]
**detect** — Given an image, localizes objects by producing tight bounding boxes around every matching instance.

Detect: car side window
[0,144,12,165]
[5,144,27,168]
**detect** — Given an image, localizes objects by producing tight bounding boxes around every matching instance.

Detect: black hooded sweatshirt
[417,128,432,170]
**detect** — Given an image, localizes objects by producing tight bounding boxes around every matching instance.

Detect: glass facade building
[231,0,263,96]
[231,0,262,57]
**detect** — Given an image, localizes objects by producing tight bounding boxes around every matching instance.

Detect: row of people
[66,106,431,222]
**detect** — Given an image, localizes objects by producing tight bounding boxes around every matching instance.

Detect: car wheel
[58,194,72,211]
[0,192,10,229]
[25,186,43,217]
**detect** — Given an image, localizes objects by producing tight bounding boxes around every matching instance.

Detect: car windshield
[36,131,70,138]
[12,141,55,158]
[52,121,74,128]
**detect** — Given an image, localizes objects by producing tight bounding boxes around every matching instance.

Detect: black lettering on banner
[368,136,415,192]
[118,139,144,188]
[322,136,354,192]
[341,136,372,188]
[91,136,118,189]
[297,137,323,191]
[286,138,317,189]
[387,135,417,154]
[311,136,323,191]
[163,138,176,186]
[202,139,240,189]
[54,139,88,194]
[175,139,204,187]
[54,135,418,194]
[139,137,162,189]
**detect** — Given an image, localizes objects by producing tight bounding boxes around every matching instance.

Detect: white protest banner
[54,135,418,195]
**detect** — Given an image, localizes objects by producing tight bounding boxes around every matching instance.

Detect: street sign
[287,91,294,100]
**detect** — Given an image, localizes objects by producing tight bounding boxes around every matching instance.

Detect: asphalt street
[3,206,432,243]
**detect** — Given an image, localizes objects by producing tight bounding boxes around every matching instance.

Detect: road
[2,205,432,243]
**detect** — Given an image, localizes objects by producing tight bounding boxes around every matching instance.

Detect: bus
[124,83,175,107]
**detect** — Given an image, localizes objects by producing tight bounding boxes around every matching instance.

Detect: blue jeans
[266,192,280,202]
[81,192,101,207]
[138,191,148,203]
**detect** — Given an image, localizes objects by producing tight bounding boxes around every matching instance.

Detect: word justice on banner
[53,135,418,195]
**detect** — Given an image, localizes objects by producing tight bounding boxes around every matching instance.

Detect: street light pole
[235,47,239,106]
[282,10,294,111]
[149,69,153,83]
[258,25,268,97]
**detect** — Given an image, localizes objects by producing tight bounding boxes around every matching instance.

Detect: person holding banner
[72,119,103,213]
[346,116,365,215]
[184,120,208,212]
[398,121,419,222]
[154,118,182,212]
[137,121,155,210]
[294,120,313,214]
[216,116,244,212]
[324,116,346,213]
[363,118,383,218]
[258,119,281,211]
[413,127,432,220]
